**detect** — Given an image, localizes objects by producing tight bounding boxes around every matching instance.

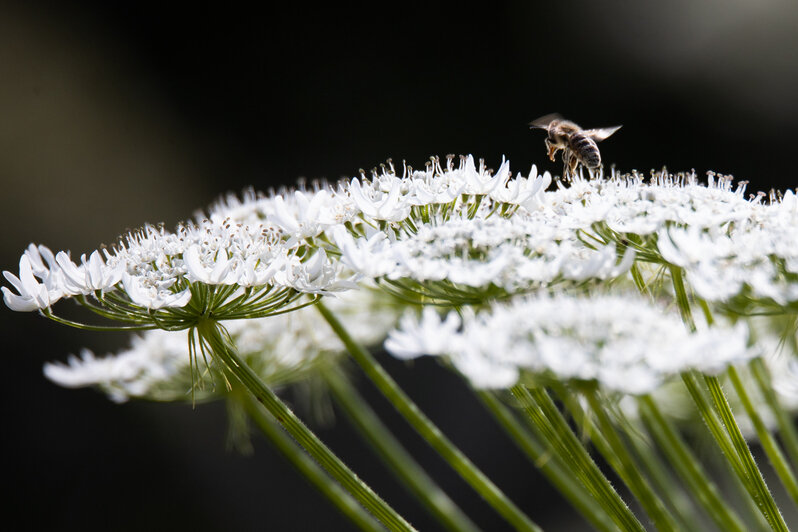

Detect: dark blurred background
[4,1,798,530]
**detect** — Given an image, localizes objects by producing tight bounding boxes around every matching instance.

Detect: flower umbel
[9,152,798,532]
[385,292,756,394]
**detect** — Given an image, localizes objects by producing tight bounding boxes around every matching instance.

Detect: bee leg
[566,153,579,181]
[545,139,558,162]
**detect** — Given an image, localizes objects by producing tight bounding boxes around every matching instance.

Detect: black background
[3,1,798,530]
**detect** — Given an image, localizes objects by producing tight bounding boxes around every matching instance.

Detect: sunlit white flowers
[9,151,798,531]
[2,217,349,328]
[385,293,756,394]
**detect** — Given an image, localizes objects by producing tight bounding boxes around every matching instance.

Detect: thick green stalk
[629,263,648,294]
[324,368,480,532]
[553,385,697,530]
[727,365,798,505]
[637,394,748,532]
[510,384,645,532]
[477,391,618,532]
[316,301,542,532]
[615,416,699,530]
[681,372,770,530]
[196,318,416,532]
[750,358,798,472]
[242,395,384,532]
[582,388,681,532]
[704,374,789,532]
[669,265,696,331]
[670,266,777,529]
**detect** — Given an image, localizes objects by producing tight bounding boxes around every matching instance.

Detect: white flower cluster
[3,217,349,317]
[43,289,400,402]
[3,154,640,318]
[657,188,798,307]
[385,293,756,395]
[533,169,798,308]
[325,156,637,301]
[8,153,798,399]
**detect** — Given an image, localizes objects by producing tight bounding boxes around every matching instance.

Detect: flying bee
[529,114,621,180]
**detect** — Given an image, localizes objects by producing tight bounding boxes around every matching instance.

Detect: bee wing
[584,125,622,141]
[528,113,563,129]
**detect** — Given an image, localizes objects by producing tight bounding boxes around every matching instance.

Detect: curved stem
[704,374,789,532]
[316,301,542,532]
[477,391,618,532]
[750,358,798,473]
[196,318,416,532]
[727,365,798,506]
[582,388,680,532]
[669,265,696,331]
[242,395,385,532]
[637,394,747,532]
[681,372,770,529]
[670,264,783,530]
[324,368,480,532]
[510,384,645,532]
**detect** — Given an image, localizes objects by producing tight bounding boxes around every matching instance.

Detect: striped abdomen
[568,132,601,168]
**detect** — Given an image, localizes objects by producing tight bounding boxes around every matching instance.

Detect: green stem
[324,368,480,532]
[622,418,700,530]
[670,264,781,530]
[681,372,769,530]
[750,357,798,472]
[510,384,645,532]
[477,391,618,532]
[637,394,747,532]
[551,384,693,529]
[629,263,648,294]
[728,365,798,506]
[242,395,385,532]
[316,301,542,532]
[669,265,696,331]
[195,318,416,532]
[553,384,698,530]
[704,374,789,532]
[582,388,681,532]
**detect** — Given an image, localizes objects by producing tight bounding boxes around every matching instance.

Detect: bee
[529,114,621,180]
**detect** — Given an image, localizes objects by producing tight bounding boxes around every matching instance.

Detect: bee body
[568,131,602,169]
[530,114,621,179]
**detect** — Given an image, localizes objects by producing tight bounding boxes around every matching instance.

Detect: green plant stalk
[681,372,770,530]
[552,383,698,530]
[477,391,618,532]
[669,268,776,529]
[669,265,696,331]
[727,365,798,506]
[629,263,649,294]
[242,395,385,532]
[582,388,681,532]
[637,394,748,532]
[195,318,416,532]
[750,357,798,472]
[704,374,789,532]
[510,384,645,532]
[316,301,542,532]
[323,368,480,532]
[617,416,700,530]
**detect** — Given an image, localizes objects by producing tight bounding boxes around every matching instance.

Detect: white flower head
[349,173,412,222]
[2,253,63,311]
[3,213,347,328]
[385,292,757,394]
[489,164,552,209]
